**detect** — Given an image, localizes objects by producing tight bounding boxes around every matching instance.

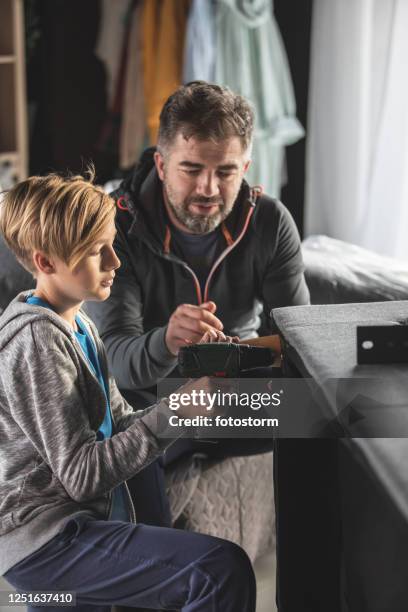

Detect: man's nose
[196,173,219,197]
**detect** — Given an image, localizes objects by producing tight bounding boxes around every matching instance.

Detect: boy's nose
[104,247,121,270]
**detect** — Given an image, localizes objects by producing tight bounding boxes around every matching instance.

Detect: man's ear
[243,159,252,174]
[32,251,57,275]
[154,151,165,181]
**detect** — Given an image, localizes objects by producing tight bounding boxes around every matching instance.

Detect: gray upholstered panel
[272,301,408,524]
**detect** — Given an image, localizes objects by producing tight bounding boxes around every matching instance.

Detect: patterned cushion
[166,452,275,563]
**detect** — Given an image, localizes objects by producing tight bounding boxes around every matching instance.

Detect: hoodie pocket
[0,511,17,534]
[12,464,69,528]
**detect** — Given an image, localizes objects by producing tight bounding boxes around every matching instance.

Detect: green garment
[214,0,305,197]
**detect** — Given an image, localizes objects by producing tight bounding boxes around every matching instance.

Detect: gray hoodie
[0,292,180,575]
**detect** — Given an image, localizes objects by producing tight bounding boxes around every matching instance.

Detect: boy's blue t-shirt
[26,295,130,522]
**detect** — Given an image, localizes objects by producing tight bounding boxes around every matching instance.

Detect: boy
[0,170,256,612]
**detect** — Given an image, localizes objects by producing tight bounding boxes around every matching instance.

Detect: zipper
[128,189,258,306]
[123,481,137,523]
[203,206,255,303]
[71,332,120,521]
[106,481,137,524]
[106,491,113,520]
[161,201,256,306]
[201,187,260,302]
[104,388,138,524]
[71,332,107,428]
[74,317,138,523]
[180,263,203,304]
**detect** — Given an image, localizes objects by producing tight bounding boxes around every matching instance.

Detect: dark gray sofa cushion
[303,236,408,304]
[0,235,34,315]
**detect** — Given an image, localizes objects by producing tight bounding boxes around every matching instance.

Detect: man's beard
[164,185,235,234]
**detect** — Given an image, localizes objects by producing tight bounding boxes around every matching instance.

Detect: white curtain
[305,0,408,260]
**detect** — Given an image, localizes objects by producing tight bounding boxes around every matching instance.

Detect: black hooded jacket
[86,149,310,397]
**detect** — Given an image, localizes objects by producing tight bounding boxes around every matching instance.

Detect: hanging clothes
[142,0,191,145]
[214,0,304,197]
[119,0,146,169]
[183,0,216,83]
[96,0,132,108]
[96,3,134,158]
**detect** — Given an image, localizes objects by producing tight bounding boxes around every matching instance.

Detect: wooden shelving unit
[0,0,27,187]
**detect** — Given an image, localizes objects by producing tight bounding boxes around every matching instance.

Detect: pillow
[0,235,34,314]
[303,235,408,304]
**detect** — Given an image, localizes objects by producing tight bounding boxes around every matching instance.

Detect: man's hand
[165,301,225,356]
[200,330,240,344]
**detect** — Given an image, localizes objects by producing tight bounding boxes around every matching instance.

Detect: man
[87,81,310,526]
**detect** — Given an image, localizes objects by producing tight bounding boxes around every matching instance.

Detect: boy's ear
[32,251,56,275]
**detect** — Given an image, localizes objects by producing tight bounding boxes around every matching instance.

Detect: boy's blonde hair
[0,167,116,274]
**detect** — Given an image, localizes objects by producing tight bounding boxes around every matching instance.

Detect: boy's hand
[165,301,224,356]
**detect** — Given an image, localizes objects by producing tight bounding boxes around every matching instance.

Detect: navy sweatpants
[5,515,256,612]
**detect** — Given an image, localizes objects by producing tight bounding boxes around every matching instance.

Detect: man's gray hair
[157,81,254,156]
